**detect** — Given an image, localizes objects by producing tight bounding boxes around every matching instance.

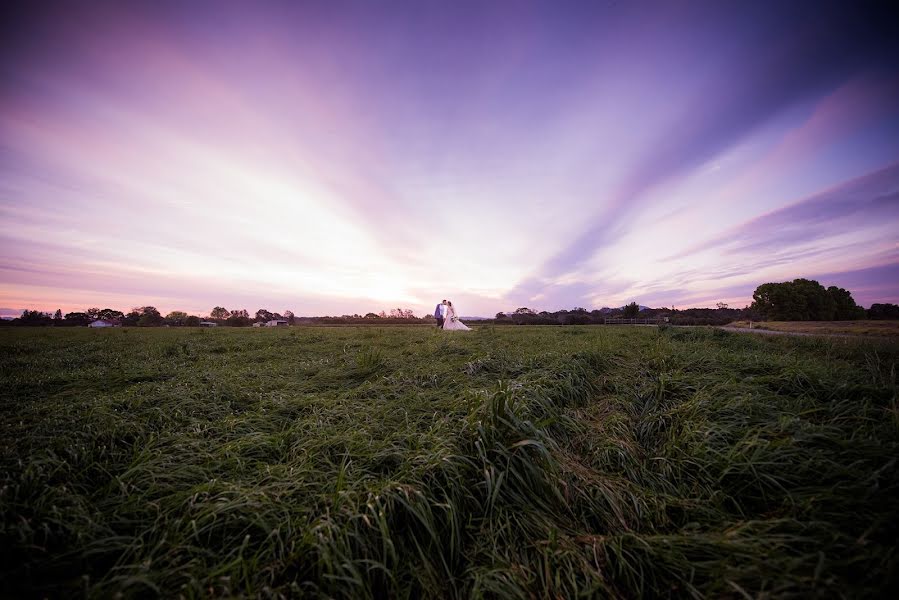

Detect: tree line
[5,306,298,327]
[494,279,897,325]
[1,306,428,327]
[3,280,897,327]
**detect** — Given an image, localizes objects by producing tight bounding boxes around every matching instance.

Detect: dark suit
[434,304,445,328]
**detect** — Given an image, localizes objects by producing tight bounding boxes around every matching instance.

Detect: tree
[185,315,201,327]
[136,306,163,327]
[514,307,535,315]
[827,286,865,320]
[86,307,101,320]
[364,312,380,319]
[165,311,189,326]
[752,279,837,320]
[210,306,229,320]
[64,312,92,326]
[623,302,640,318]
[868,303,899,320]
[226,313,251,327]
[54,309,62,321]
[98,308,124,322]
[716,302,729,310]
[19,310,51,325]
[794,279,835,320]
[283,310,295,325]
[752,282,798,320]
[255,309,273,322]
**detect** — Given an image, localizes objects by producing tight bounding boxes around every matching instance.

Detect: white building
[88,320,117,328]
[199,321,218,327]
[266,320,288,327]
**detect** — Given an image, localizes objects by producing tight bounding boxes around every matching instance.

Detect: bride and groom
[434,299,470,331]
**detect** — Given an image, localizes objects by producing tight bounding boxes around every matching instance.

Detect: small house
[266,320,288,327]
[88,320,117,328]
[199,321,218,327]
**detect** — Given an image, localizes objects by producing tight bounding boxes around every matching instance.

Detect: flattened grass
[1,326,897,598]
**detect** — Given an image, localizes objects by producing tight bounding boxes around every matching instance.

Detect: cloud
[538,2,899,277]
[2,2,898,315]
[676,161,899,259]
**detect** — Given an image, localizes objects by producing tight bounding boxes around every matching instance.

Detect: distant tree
[563,310,591,325]
[364,312,380,319]
[378,311,387,318]
[226,314,251,327]
[86,307,101,320]
[514,307,535,315]
[165,311,189,326]
[752,279,837,320]
[495,312,506,319]
[19,310,51,325]
[623,302,640,318]
[255,308,273,322]
[136,306,163,327]
[185,315,201,327]
[716,302,729,310]
[868,303,899,320]
[98,308,124,322]
[284,310,295,325]
[752,282,795,320]
[210,306,229,320]
[64,311,92,326]
[827,286,865,320]
[795,279,836,320]
[53,309,62,321]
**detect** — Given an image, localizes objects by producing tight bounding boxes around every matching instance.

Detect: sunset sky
[2,1,898,318]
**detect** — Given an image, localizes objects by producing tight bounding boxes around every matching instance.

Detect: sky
[1,0,898,318]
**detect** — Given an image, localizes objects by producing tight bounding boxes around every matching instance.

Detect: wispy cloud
[675,162,899,260]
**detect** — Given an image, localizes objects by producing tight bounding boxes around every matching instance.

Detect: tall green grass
[1,326,897,597]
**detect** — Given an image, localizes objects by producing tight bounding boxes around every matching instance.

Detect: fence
[603,317,667,325]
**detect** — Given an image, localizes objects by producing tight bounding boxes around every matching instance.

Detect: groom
[434,299,447,328]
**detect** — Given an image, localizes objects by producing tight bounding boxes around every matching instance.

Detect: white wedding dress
[443,305,471,331]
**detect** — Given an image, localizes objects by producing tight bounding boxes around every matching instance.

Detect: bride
[442,300,471,331]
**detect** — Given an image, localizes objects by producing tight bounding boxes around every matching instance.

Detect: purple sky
[2,1,898,318]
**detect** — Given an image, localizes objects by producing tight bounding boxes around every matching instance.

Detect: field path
[720,326,855,338]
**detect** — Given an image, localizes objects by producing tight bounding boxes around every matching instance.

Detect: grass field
[1,325,898,598]
[727,320,899,337]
